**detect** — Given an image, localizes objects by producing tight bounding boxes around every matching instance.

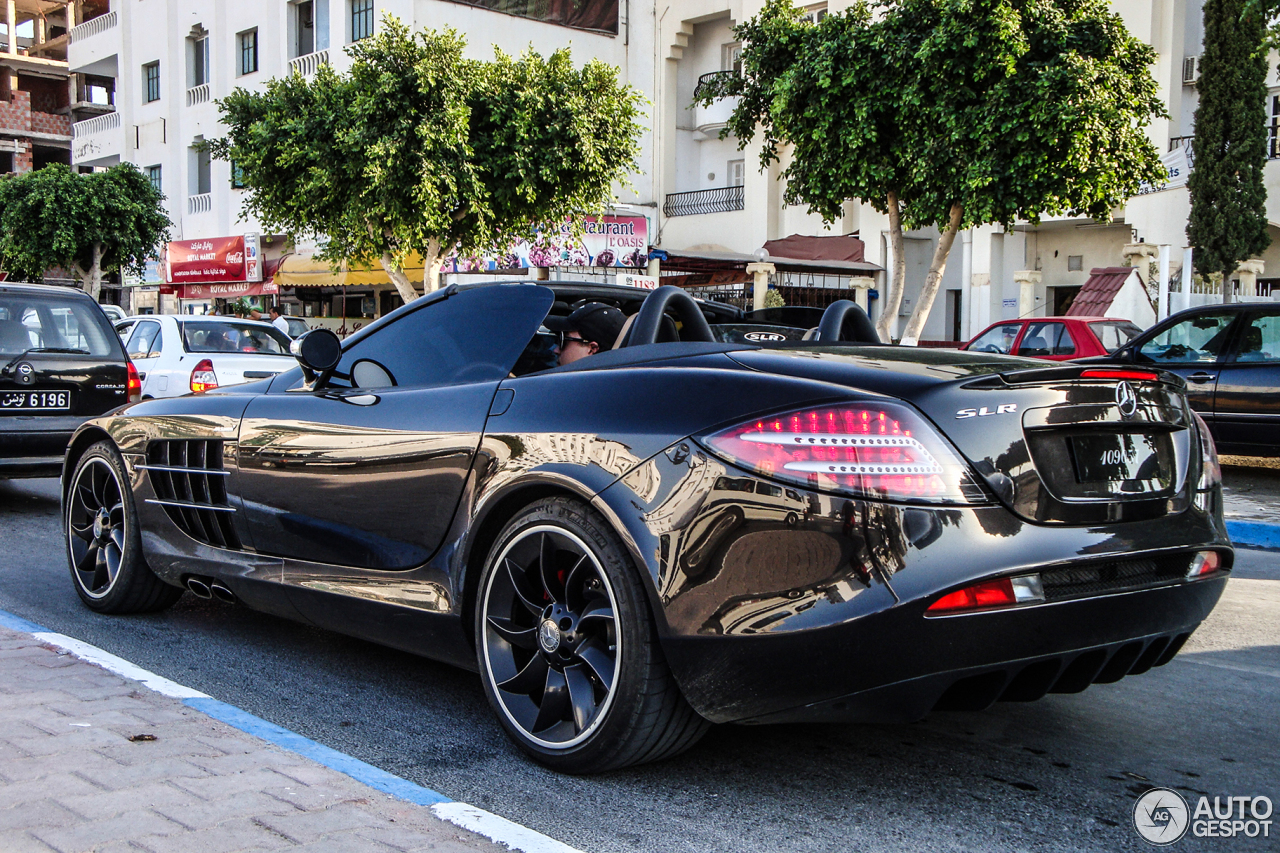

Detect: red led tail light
[927,578,1017,613]
[126,360,142,403]
[1079,369,1160,381]
[190,359,218,393]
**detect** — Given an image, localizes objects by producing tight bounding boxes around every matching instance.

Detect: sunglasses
[559,333,592,347]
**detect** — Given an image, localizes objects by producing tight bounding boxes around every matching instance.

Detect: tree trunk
[381,252,420,304]
[875,191,906,343]
[72,243,104,301]
[1222,270,1232,304]
[422,237,443,293]
[899,203,963,347]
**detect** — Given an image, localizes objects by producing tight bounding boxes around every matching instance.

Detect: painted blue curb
[1226,519,1280,551]
[0,611,50,634]
[184,697,452,806]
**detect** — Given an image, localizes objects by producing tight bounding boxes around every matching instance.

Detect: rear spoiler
[965,365,1183,389]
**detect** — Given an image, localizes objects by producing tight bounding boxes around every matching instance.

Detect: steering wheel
[624,286,716,346]
[816,300,881,343]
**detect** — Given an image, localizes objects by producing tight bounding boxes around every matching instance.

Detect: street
[2,475,1276,853]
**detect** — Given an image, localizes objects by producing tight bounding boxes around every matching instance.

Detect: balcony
[68,11,119,76]
[288,50,329,78]
[186,84,211,107]
[71,111,122,167]
[188,193,212,215]
[692,72,739,136]
[664,186,745,217]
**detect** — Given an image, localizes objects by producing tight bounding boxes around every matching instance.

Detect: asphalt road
[1,476,1276,853]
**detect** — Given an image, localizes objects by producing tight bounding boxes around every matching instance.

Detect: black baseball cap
[545,303,627,350]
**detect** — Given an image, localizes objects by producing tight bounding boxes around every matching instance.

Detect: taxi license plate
[0,390,71,411]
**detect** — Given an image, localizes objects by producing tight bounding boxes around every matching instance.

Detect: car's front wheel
[476,496,708,773]
[65,441,183,613]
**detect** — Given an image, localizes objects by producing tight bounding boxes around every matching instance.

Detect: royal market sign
[167,234,264,284]
[176,280,279,300]
[440,215,649,272]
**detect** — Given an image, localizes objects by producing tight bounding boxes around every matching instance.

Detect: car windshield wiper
[1,348,91,375]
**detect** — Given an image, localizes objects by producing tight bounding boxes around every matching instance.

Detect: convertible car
[61,282,1230,773]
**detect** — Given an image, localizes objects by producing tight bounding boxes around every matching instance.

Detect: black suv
[1080,301,1280,456]
[1,283,138,478]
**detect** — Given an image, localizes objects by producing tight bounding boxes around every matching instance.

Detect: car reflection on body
[61,281,1230,774]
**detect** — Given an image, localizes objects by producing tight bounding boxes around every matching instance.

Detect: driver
[544,303,626,366]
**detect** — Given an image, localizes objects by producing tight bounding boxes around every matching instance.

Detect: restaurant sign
[167,234,264,284]
[440,215,650,272]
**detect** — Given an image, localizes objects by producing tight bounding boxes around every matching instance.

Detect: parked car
[963,316,1143,360]
[1,283,138,478]
[281,316,311,338]
[62,282,1228,773]
[99,304,127,324]
[115,315,296,399]
[1078,302,1280,456]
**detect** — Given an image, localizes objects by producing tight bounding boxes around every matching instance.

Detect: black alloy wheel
[477,497,709,773]
[66,441,183,613]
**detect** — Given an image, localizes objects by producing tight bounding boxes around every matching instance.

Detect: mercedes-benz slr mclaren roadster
[61,282,1231,773]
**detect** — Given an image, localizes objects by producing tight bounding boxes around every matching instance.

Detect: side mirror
[291,328,341,388]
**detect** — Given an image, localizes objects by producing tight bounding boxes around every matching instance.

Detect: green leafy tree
[1187,0,1270,302]
[701,0,1165,344]
[214,17,642,302]
[0,164,170,300]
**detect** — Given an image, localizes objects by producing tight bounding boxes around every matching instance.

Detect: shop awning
[275,253,425,287]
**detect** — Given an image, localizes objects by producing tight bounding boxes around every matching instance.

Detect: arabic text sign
[167,236,247,283]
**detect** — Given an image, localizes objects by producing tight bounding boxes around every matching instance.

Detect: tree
[1187,0,1270,303]
[214,17,642,302]
[700,0,1166,344]
[0,164,170,300]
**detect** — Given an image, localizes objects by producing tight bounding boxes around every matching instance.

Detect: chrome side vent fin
[142,439,240,549]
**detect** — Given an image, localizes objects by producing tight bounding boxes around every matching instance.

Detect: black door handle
[1186,372,1217,382]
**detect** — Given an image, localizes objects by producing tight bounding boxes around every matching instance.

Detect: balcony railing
[72,110,120,138]
[186,84,211,107]
[188,193,212,215]
[663,186,745,217]
[70,11,118,43]
[693,70,738,101]
[289,49,330,77]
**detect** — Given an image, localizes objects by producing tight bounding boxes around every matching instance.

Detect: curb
[0,609,582,853]
[1226,519,1280,551]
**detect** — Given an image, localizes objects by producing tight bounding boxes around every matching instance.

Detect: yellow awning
[275,253,425,287]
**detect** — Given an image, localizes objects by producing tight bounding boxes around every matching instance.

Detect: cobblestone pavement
[0,627,510,853]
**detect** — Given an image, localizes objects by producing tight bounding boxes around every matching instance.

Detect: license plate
[0,390,71,411]
[1070,433,1162,482]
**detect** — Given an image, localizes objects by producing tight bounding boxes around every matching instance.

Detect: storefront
[166,234,288,315]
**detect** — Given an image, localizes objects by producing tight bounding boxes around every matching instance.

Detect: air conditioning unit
[1183,55,1200,85]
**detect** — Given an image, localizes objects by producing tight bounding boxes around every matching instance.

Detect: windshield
[1089,321,1144,353]
[0,291,120,357]
[181,321,293,355]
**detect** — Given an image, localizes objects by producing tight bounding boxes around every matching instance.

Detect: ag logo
[744,331,787,343]
[16,363,34,385]
[1116,381,1138,418]
[1133,788,1189,845]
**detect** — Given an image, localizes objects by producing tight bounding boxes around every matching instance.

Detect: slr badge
[956,403,1017,419]
[1116,381,1138,418]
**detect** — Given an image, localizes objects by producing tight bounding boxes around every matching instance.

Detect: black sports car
[61,282,1230,773]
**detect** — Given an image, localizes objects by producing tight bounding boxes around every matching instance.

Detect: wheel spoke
[487,616,537,650]
[576,639,615,693]
[532,667,570,733]
[72,539,98,575]
[104,542,122,586]
[76,480,96,512]
[539,533,562,604]
[109,528,125,554]
[91,546,109,592]
[108,502,125,528]
[504,558,543,616]
[563,553,591,611]
[579,598,615,625]
[496,652,548,696]
[91,464,107,507]
[564,664,598,733]
[69,519,95,542]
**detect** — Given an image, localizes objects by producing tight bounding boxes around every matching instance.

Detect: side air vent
[1039,554,1190,602]
[142,439,240,549]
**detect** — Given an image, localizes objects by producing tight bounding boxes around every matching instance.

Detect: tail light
[1079,369,1160,381]
[190,359,218,393]
[1187,550,1222,578]
[1192,410,1221,491]
[926,574,1044,614]
[126,360,142,403]
[700,402,984,503]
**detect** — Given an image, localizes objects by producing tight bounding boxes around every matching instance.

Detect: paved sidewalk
[0,627,511,853]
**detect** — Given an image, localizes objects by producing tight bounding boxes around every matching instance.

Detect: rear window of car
[1089,321,1143,353]
[0,292,120,357]
[966,322,1022,354]
[180,321,293,355]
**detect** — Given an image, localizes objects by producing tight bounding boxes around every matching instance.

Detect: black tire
[475,496,709,773]
[65,441,183,614]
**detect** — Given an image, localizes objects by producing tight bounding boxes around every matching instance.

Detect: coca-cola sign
[166,236,248,283]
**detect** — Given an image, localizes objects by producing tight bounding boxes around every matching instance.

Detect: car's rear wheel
[476,496,708,773]
[66,441,183,613]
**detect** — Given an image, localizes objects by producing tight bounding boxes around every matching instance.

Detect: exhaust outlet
[209,581,236,604]
[186,577,213,599]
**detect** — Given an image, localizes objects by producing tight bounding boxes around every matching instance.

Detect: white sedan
[115,315,296,399]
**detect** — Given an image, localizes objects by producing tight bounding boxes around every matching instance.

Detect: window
[351,0,374,41]
[190,137,211,195]
[1017,322,1075,357]
[722,42,741,74]
[728,159,745,187]
[800,3,828,24]
[238,29,258,76]
[143,62,160,102]
[188,34,209,87]
[1137,312,1235,364]
[1270,94,1280,159]
[295,1,315,57]
[181,321,290,354]
[147,165,162,193]
[967,322,1021,355]
[1067,254,1083,272]
[125,321,162,359]
[1233,313,1280,363]
[1088,321,1142,353]
[231,161,246,189]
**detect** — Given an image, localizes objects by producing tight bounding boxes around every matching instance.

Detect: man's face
[557,332,599,366]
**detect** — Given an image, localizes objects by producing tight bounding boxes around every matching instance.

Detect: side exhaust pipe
[186,577,213,599]
[209,581,236,604]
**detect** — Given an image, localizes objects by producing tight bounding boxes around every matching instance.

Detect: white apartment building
[64,0,1280,336]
